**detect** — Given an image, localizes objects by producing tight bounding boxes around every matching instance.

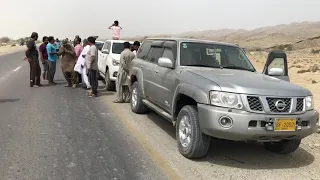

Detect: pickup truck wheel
[264,139,301,154]
[105,69,115,91]
[176,105,211,159]
[130,81,148,114]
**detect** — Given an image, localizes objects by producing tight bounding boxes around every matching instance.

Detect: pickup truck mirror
[158,57,174,68]
[268,67,284,76]
[102,50,109,54]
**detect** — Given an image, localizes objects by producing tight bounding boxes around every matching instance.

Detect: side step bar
[142,99,173,123]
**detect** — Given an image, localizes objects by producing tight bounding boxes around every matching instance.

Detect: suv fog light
[219,116,233,128]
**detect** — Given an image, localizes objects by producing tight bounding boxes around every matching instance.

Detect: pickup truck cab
[98,40,133,90]
[129,38,319,159]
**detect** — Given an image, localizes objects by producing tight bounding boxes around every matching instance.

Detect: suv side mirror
[268,67,284,76]
[158,57,174,68]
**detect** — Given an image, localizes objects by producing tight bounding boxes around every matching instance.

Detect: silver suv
[129,38,319,159]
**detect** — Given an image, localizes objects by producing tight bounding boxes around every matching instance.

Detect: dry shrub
[311,80,318,84]
[311,49,320,54]
[309,64,320,72]
[0,36,10,43]
[297,69,310,74]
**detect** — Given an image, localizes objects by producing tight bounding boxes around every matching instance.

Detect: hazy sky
[1,0,320,39]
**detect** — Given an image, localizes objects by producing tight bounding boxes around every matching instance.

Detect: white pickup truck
[98,40,133,90]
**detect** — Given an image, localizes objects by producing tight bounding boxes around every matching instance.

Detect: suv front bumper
[197,104,319,141]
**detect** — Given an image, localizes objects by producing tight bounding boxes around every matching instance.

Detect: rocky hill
[127,21,320,51]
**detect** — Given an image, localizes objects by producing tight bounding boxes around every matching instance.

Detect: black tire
[105,69,115,91]
[130,81,148,114]
[264,139,301,154]
[176,105,211,159]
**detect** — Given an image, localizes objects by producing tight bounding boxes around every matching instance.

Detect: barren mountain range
[127,21,320,51]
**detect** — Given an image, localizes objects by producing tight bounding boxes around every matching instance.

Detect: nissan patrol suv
[129,38,319,159]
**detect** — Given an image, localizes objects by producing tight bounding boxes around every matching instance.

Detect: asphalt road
[0,51,168,180]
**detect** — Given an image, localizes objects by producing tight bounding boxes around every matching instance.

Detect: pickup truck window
[147,47,164,63]
[137,40,152,60]
[112,43,126,54]
[180,42,255,71]
[96,42,104,51]
[102,42,110,51]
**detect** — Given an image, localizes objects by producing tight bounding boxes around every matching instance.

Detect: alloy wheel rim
[179,115,192,148]
[132,87,138,107]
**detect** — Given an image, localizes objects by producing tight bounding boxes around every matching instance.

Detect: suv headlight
[112,59,119,66]
[209,91,243,109]
[305,96,314,110]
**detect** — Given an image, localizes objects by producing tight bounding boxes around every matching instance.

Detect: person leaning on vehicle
[26,32,42,87]
[113,42,135,103]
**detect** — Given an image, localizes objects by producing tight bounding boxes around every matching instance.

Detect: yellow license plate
[274,119,296,131]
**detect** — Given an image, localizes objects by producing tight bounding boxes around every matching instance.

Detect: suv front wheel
[176,105,211,159]
[130,81,148,114]
[264,139,301,154]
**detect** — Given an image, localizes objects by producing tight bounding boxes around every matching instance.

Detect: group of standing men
[26,32,99,97]
[25,20,140,100]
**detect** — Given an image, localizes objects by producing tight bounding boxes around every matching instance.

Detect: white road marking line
[13,66,21,72]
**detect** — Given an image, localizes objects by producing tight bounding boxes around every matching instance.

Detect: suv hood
[187,68,311,97]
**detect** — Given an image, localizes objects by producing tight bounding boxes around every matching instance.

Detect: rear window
[112,43,125,54]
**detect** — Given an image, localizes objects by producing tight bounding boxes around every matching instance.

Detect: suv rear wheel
[105,69,115,91]
[176,105,211,159]
[264,139,301,154]
[131,81,148,114]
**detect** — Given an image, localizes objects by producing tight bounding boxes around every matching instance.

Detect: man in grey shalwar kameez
[114,42,136,103]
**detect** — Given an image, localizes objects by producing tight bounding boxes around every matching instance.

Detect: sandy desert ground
[0,44,25,56]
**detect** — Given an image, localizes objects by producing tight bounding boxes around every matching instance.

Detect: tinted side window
[137,40,152,60]
[162,48,175,61]
[148,47,164,64]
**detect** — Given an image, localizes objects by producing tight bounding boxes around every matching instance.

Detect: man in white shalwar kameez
[74,39,91,89]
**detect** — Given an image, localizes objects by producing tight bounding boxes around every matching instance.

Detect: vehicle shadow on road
[145,112,315,169]
[0,98,20,103]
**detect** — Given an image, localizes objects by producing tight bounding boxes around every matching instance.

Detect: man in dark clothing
[39,36,49,80]
[26,32,42,87]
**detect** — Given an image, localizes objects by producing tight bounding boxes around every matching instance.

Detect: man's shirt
[46,43,57,61]
[26,39,39,58]
[39,43,48,60]
[86,45,98,70]
[110,26,121,39]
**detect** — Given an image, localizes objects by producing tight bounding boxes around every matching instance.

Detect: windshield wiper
[221,65,255,72]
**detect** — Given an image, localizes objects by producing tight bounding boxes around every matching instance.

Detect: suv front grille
[247,96,263,111]
[246,96,305,114]
[296,98,304,112]
[266,97,291,113]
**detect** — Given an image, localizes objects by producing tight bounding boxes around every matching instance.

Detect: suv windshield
[180,42,255,72]
[112,43,125,54]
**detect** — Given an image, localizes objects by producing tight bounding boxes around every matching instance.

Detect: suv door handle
[154,69,159,73]
[140,65,144,69]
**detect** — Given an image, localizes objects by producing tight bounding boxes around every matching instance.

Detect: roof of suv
[145,38,238,47]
